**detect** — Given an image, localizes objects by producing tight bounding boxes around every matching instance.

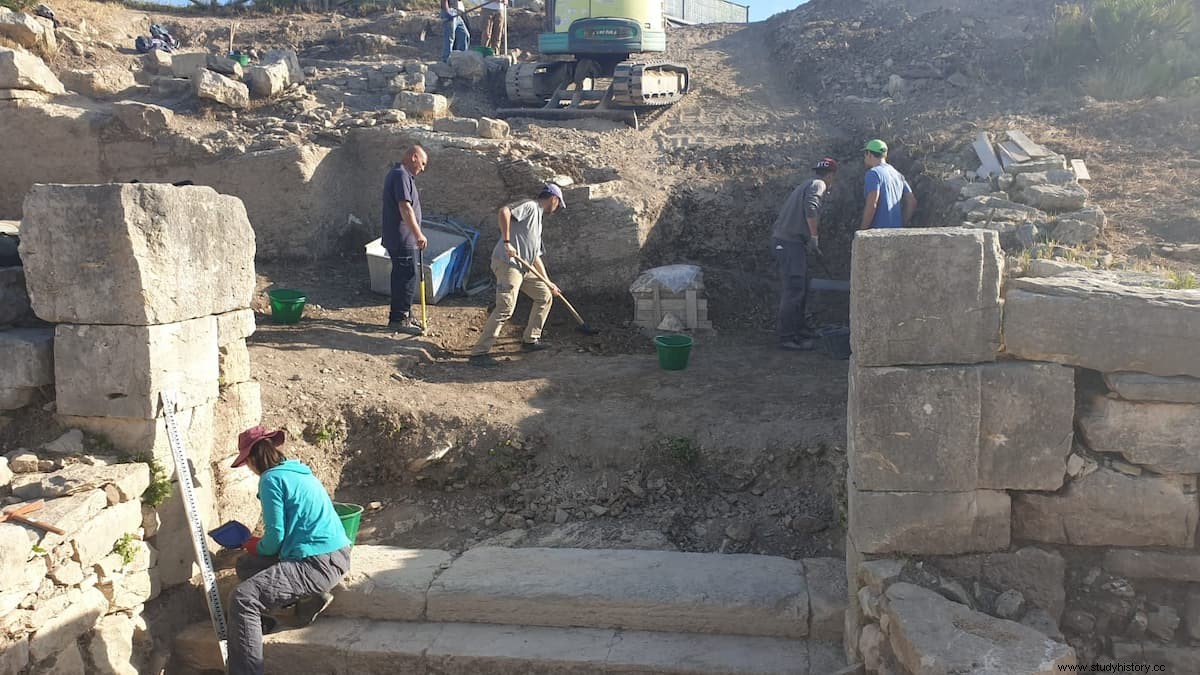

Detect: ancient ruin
[2,0,1199,673]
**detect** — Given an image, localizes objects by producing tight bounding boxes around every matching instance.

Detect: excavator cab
[499,0,689,127]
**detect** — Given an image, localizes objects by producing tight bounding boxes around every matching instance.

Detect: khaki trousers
[472,257,553,355]
[482,8,504,51]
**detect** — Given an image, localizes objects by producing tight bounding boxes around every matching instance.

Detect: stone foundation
[846,227,1200,672]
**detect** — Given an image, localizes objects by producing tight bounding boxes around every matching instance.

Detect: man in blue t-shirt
[381,145,429,335]
[859,139,917,230]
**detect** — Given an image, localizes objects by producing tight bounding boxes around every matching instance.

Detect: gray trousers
[773,238,810,341]
[227,547,351,675]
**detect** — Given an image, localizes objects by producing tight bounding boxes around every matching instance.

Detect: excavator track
[611,61,690,107]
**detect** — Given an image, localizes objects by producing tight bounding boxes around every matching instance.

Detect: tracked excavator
[497,0,689,128]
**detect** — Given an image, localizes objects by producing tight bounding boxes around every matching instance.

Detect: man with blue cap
[470,184,566,367]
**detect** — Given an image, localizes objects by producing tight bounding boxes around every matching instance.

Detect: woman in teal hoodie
[228,426,352,675]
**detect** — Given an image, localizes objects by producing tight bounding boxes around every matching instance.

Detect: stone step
[327,545,845,640]
[175,618,846,674]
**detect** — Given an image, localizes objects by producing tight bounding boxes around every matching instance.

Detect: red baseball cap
[814,157,838,171]
[233,426,286,468]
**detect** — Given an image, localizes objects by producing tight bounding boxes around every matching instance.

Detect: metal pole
[501,3,508,56]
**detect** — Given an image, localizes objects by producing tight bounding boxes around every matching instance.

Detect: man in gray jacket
[771,157,837,350]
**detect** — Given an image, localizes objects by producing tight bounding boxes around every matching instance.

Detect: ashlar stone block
[1013,467,1197,548]
[54,317,218,419]
[19,183,256,325]
[1078,394,1200,473]
[1004,275,1200,377]
[849,488,1011,555]
[851,227,1002,366]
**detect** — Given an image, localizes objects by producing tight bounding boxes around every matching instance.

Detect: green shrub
[113,533,138,567]
[1035,0,1200,99]
[0,0,36,11]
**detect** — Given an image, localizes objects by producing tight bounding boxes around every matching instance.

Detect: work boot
[779,339,815,351]
[520,340,551,352]
[388,317,425,336]
[469,354,501,368]
[294,592,335,626]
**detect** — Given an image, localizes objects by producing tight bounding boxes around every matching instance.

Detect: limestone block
[1049,218,1098,245]
[0,456,10,487]
[1012,169,1077,191]
[1007,156,1067,174]
[205,54,243,80]
[219,340,252,385]
[112,101,173,136]
[40,462,150,501]
[215,309,256,346]
[1014,467,1197,547]
[1105,372,1200,403]
[154,461,217,586]
[262,49,304,84]
[1078,394,1200,473]
[957,194,1043,219]
[1026,259,1086,277]
[170,52,208,79]
[448,50,486,81]
[35,489,108,550]
[1065,205,1107,230]
[61,403,216,478]
[28,586,108,661]
[1004,275,1200,377]
[0,47,64,94]
[0,635,29,675]
[0,265,33,325]
[0,552,44,616]
[59,68,136,99]
[245,61,289,99]
[44,642,85,675]
[7,450,40,473]
[54,318,218,418]
[882,583,1075,674]
[433,116,479,135]
[393,90,448,118]
[100,570,159,610]
[0,327,53,388]
[142,49,171,75]
[194,69,249,109]
[977,361,1075,491]
[850,228,1002,366]
[0,11,54,52]
[850,361,1073,492]
[0,86,47,100]
[849,364,981,491]
[849,489,1010,555]
[0,522,32,594]
[428,546,814,638]
[326,546,455,620]
[0,386,36,409]
[72,499,143,567]
[20,183,256,325]
[212,451,260,528]
[1016,183,1089,212]
[478,117,510,139]
[802,557,846,640]
[1104,550,1200,583]
[1113,643,1200,674]
[934,547,1066,620]
[213,381,262,458]
[88,613,138,675]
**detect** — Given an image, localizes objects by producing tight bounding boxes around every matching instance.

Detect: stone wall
[2,183,264,673]
[846,227,1200,673]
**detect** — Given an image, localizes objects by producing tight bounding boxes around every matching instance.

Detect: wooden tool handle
[7,513,66,535]
[512,255,585,324]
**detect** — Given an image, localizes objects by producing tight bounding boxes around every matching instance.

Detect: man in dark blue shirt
[381,145,429,335]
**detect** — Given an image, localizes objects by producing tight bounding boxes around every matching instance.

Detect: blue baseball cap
[542,183,566,209]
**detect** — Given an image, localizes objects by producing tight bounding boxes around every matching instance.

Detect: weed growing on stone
[133,452,172,507]
[659,437,702,469]
[1165,269,1199,290]
[113,533,138,567]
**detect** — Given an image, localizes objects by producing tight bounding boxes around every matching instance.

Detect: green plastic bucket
[471,45,494,57]
[334,502,364,545]
[654,334,693,371]
[268,289,307,324]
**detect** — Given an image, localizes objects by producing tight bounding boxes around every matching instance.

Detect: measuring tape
[161,391,229,665]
